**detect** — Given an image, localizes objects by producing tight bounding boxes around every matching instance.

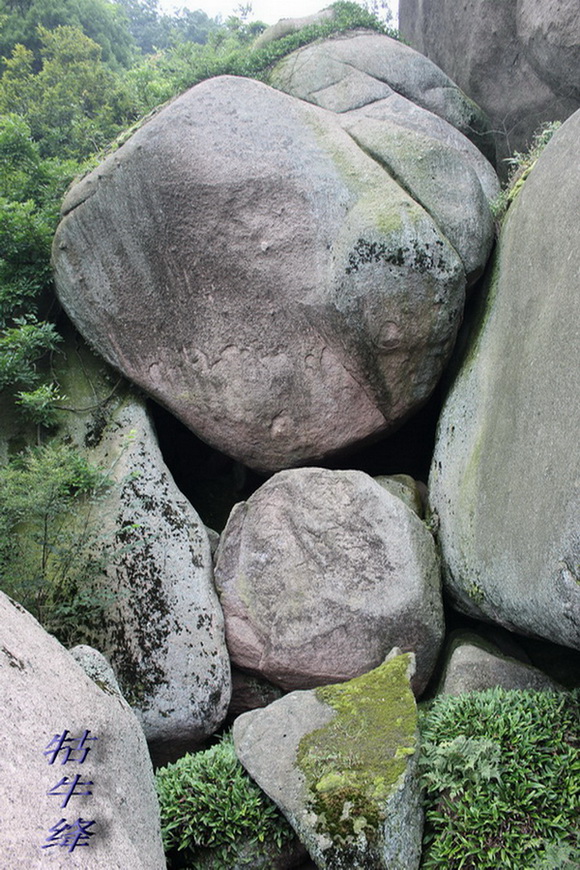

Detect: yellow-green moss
[296,655,417,847]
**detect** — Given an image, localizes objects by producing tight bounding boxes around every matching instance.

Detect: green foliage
[136,1,396,99]
[0,440,115,644]
[15,379,65,424]
[419,735,502,799]
[155,734,294,868]
[0,26,142,158]
[0,113,84,421]
[0,316,61,389]
[0,114,79,317]
[491,121,562,225]
[419,688,580,869]
[0,0,136,70]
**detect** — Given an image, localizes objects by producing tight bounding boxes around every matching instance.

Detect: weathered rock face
[399,0,580,167]
[430,112,580,651]
[52,334,231,763]
[233,653,423,870]
[215,468,443,694]
[268,30,497,165]
[438,632,562,695]
[0,591,165,869]
[268,32,499,286]
[53,74,469,473]
[517,0,580,101]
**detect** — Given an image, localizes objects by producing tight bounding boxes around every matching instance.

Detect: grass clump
[155,733,294,869]
[419,687,580,869]
[491,121,561,226]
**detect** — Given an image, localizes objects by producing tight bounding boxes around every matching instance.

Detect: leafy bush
[0,113,87,425]
[136,1,397,100]
[419,687,580,869]
[0,440,115,644]
[155,734,294,868]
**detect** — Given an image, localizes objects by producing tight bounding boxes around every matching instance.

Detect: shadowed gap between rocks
[149,384,445,534]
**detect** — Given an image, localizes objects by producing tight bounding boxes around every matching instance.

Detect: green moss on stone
[296,655,417,847]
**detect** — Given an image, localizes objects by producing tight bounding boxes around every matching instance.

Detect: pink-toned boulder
[53,74,466,473]
[214,468,444,695]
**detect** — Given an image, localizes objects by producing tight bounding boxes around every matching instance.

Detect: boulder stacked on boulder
[53,61,497,472]
[215,467,443,695]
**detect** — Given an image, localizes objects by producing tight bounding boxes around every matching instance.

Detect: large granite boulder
[0,591,165,869]
[429,112,580,650]
[268,29,497,164]
[517,0,580,101]
[51,333,231,763]
[399,0,580,167]
[215,468,443,695]
[233,652,423,870]
[53,74,469,473]
[267,31,499,286]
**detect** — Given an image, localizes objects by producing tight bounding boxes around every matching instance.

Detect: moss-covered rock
[233,652,423,869]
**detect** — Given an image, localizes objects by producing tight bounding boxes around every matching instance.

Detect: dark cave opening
[149,380,445,533]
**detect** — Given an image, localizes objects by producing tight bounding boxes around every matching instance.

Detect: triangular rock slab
[233,654,423,869]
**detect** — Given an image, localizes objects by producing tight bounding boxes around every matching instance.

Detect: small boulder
[253,7,334,48]
[0,591,165,869]
[374,473,425,517]
[233,652,423,870]
[438,632,563,695]
[69,645,122,696]
[215,468,443,695]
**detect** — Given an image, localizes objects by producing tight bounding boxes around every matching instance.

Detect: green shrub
[0,440,115,644]
[139,1,397,100]
[419,687,580,869]
[155,734,294,868]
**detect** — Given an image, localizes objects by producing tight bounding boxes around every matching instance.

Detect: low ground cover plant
[155,733,294,868]
[419,687,580,869]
